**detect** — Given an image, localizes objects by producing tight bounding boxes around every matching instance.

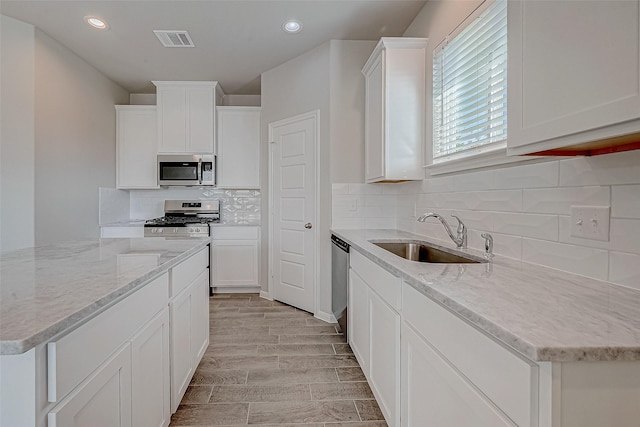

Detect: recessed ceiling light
[85,16,109,30]
[282,20,303,34]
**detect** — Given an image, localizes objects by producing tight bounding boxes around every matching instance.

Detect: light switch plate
[570,205,610,241]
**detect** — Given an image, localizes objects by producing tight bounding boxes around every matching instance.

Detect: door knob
[305,223,313,229]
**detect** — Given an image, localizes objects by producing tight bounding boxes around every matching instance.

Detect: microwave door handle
[198,158,203,184]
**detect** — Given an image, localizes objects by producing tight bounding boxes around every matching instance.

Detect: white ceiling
[1,0,427,94]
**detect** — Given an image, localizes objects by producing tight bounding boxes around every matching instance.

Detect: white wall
[329,40,376,184]
[32,29,128,245]
[1,15,35,252]
[261,40,375,317]
[261,42,331,313]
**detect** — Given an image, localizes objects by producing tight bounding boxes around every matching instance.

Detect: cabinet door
[508,0,640,154]
[169,287,192,413]
[48,344,132,427]
[211,239,259,287]
[216,107,261,188]
[348,269,370,376]
[187,87,215,153]
[364,53,385,183]
[401,324,513,427]
[131,308,170,427]
[116,106,158,189]
[157,86,187,153]
[190,270,210,367]
[369,291,400,427]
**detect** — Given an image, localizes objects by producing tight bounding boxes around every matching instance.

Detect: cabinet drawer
[212,226,259,240]
[48,273,168,403]
[402,283,537,427]
[350,249,401,311]
[170,248,209,297]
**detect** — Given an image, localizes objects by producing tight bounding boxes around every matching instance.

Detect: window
[432,0,508,164]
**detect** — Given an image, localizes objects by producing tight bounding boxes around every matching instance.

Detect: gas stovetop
[144,199,219,237]
[144,216,219,227]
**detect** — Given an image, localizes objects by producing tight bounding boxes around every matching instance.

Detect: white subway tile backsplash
[450,210,494,231]
[609,218,640,255]
[331,218,363,229]
[421,176,455,193]
[522,238,609,281]
[334,164,640,289]
[471,190,522,212]
[559,150,640,187]
[522,186,610,215]
[364,194,391,207]
[453,170,495,191]
[494,160,559,189]
[493,212,559,241]
[609,252,640,291]
[365,218,396,229]
[332,183,349,195]
[611,185,640,219]
[349,183,382,194]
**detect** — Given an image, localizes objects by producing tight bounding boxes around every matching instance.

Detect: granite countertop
[0,237,210,355]
[333,229,640,362]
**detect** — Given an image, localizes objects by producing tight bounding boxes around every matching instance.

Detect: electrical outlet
[570,205,610,241]
[348,199,357,212]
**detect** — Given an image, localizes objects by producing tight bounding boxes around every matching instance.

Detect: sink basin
[371,241,486,264]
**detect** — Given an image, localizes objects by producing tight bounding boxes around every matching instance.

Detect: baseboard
[259,291,273,301]
[315,310,337,324]
[211,286,261,294]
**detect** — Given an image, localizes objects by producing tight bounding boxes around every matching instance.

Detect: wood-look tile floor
[169,293,388,427]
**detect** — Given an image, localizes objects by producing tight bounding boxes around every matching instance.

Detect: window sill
[425,148,547,176]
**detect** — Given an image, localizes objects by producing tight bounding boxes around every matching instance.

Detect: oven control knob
[195,228,200,233]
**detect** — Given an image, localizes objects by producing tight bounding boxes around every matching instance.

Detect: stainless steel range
[144,200,220,238]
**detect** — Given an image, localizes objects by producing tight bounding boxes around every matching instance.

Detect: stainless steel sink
[371,241,486,264]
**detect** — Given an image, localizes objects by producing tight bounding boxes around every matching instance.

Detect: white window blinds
[433,0,508,163]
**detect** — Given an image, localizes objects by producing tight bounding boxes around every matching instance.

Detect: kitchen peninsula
[0,237,210,427]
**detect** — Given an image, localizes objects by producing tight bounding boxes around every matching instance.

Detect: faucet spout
[417,212,467,249]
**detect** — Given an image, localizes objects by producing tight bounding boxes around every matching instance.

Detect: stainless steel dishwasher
[331,234,350,341]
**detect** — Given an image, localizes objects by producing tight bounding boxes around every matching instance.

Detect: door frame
[267,109,321,314]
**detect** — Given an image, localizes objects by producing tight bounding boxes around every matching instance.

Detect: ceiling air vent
[153,30,195,48]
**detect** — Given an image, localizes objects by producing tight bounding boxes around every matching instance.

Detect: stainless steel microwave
[158,154,216,186]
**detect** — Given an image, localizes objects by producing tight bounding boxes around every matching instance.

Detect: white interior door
[269,111,318,313]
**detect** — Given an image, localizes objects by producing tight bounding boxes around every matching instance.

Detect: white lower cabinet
[211,226,260,291]
[368,290,400,427]
[348,249,401,426]
[131,308,170,427]
[48,343,132,427]
[348,270,370,375]
[169,268,210,412]
[401,324,512,427]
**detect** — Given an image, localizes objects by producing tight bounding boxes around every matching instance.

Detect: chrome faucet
[417,212,467,249]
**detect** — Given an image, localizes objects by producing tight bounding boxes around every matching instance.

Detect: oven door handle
[198,158,203,185]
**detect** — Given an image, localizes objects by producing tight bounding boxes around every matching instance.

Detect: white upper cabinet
[115,105,158,189]
[508,0,640,155]
[153,81,224,154]
[362,38,427,183]
[216,106,261,189]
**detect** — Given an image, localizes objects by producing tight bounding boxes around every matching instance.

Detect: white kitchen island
[0,237,211,427]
